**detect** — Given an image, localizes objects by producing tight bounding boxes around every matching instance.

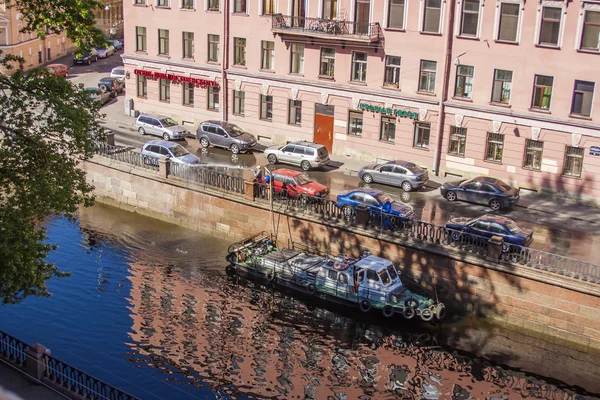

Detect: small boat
[225,232,446,322]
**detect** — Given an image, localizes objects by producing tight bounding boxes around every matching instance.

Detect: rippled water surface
[0,204,599,399]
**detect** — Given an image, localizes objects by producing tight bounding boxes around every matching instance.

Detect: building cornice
[445,101,600,138]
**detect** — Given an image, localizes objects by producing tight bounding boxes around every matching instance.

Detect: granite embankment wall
[82,157,600,353]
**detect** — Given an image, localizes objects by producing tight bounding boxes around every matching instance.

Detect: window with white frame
[485,132,504,162]
[160,78,170,102]
[384,56,401,88]
[538,6,562,46]
[531,75,553,110]
[348,111,363,135]
[320,48,335,78]
[460,0,480,37]
[351,52,367,82]
[491,69,513,104]
[497,2,519,42]
[233,90,245,115]
[261,41,275,70]
[137,75,147,98]
[208,86,220,110]
[233,0,246,13]
[380,116,396,142]
[388,0,405,29]
[233,37,246,66]
[422,0,442,33]
[260,95,273,120]
[523,139,543,170]
[413,122,430,148]
[571,80,595,117]
[157,0,169,7]
[208,0,219,10]
[448,126,466,156]
[288,100,302,125]
[208,34,219,62]
[580,10,600,51]
[182,32,194,58]
[563,146,584,177]
[263,0,275,14]
[134,0,146,5]
[418,60,436,93]
[183,82,194,105]
[290,44,304,74]
[322,0,337,19]
[158,29,169,55]
[454,65,474,98]
[181,0,194,9]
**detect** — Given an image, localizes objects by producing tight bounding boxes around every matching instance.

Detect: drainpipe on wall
[432,0,457,176]
[221,0,229,122]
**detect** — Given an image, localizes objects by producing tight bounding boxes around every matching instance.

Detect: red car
[261,168,329,199]
[45,63,69,77]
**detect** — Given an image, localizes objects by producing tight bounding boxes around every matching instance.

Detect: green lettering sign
[358,103,417,119]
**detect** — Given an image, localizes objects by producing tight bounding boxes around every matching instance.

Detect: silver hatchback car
[135,114,191,141]
[264,141,330,171]
[141,140,201,165]
[359,160,429,192]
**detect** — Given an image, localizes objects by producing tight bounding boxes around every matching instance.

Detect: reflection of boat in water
[226,232,446,322]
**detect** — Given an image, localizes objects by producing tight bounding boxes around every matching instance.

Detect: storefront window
[380,116,395,142]
[348,111,363,136]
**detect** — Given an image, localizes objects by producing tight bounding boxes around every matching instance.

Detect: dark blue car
[336,188,414,220]
[439,176,519,211]
[445,214,533,250]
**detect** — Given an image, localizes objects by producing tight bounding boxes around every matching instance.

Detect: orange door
[314,105,335,153]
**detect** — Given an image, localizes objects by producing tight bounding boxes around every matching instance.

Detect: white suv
[264,141,330,171]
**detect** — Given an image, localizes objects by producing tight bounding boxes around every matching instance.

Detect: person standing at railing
[253,165,263,182]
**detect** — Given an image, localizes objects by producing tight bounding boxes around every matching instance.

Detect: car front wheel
[445,191,457,201]
[163,133,170,141]
[489,199,502,211]
[267,154,277,165]
[362,173,373,184]
[230,144,240,154]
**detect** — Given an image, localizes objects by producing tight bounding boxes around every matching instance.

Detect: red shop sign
[133,69,218,87]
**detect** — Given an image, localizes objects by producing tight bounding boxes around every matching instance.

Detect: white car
[97,45,115,59]
[110,67,125,83]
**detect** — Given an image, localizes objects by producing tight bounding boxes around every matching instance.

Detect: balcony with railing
[271,14,380,43]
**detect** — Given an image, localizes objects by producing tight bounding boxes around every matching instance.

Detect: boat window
[366,270,379,282]
[386,264,398,280]
[358,271,365,283]
[328,270,338,280]
[378,270,391,285]
[338,274,348,284]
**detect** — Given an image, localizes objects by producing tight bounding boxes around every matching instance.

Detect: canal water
[0,204,598,400]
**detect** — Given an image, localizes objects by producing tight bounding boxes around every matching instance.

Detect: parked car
[197,120,257,154]
[97,45,115,59]
[135,114,191,141]
[44,63,69,77]
[110,67,125,82]
[359,160,429,192]
[97,77,125,97]
[84,87,111,105]
[73,49,97,65]
[141,140,201,165]
[445,214,533,250]
[109,39,123,51]
[261,169,329,201]
[440,176,520,211]
[336,188,414,220]
[264,141,330,171]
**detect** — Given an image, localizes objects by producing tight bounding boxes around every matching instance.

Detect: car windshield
[160,118,179,127]
[378,270,391,285]
[496,182,513,192]
[386,264,398,280]
[170,145,189,157]
[228,125,245,137]
[460,178,473,187]
[295,173,312,185]
[374,192,391,204]
[404,162,422,173]
[504,221,521,234]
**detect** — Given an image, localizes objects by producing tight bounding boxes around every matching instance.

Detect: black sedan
[445,214,533,249]
[440,176,519,211]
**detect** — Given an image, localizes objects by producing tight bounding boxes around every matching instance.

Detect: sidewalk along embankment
[81,154,600,354]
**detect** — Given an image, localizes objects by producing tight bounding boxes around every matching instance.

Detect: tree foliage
[0,1,106,303]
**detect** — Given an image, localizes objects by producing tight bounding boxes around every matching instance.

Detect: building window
[571,80,595,117]
[208,34,220,62]
[355,0,371,35]
[497,3,519,42]
[531,75,553,110]
[319,48,335,78]
[388,0,405,29]
[348,111,363,136]
[539,6,561,46]
[288,100,302,125]
[290,44,304,74]
[523,139,543,170]
[208,0,219,10]
[563,146,584,177]
[260,95,273,121]
[208,86,220,111]
[181,0,194,8]
[233,90,245,115]
[134,0,146,4]
[423,0,442,33]
[136,27,147,52]
[418,60,436,93]
[183,82,194,106]
[158,29,169,55]
[384,56,401,88]
[454,65,474,98]
[261,41,275,70]
[159,78,170,102]
[234,0,246,13]
[137,75,147,98]
[491,69,513,104]
[460,0,479,36]
[351,52,367,82]
[413,122,430,149]
[182,32,194,58]
[263,0,275,14]
[323,0,337,19]
[448,126,466,156]
[157,0,169,6]
[485,132,504,162]
[233,37,246,66]
[380,116,396,142]
[581,10,600,51]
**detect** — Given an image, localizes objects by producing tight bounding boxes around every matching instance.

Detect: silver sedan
[358,160,429,192]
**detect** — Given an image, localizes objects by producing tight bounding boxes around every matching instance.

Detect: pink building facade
[122,0,600,202]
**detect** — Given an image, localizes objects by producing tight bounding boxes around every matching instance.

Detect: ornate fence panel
[271,14,380,39]
[169,162,246,194]
[0,330,29,368]
[96,143,159,171]
[44,354,140,400]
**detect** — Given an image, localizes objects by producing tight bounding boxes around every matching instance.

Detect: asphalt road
[62,52,600,264]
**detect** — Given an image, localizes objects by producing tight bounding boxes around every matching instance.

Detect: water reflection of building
[125,259,589,399]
